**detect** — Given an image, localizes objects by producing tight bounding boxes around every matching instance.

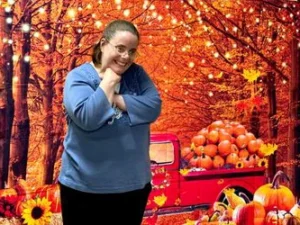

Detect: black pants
[59,182,151,225]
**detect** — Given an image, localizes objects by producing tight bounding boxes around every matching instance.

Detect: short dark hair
[92,20,140,65]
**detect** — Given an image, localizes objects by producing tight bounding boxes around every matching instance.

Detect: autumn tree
[0,1,14,188]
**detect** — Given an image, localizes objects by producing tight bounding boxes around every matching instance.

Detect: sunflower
[258,158,268,168]
[21,197,52,225]
[235,161,244,169]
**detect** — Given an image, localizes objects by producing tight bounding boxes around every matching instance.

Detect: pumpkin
[230,144,239,154]
[35,184,61,213]
[265,208,289,225]
[0,188,17,198]
[218,140,232,157]
[253,170,296,212]
[219,130,232,142]
[203,144,218,157]
[232,201,266,225]
[189,155,199,168]
[235,134,248,149]
[247,139,260,154]
[245,132,256,141]
[290,199,300,218]
[283,216,300,225]
[194,146,204,156]
[238,149,249,158]
[226,153,239,165]
[192,134,206,147]
[210,120,225,130]
[213,155,225,169]
[232,124,246,137]
[181,147,194,161]
[207,130,219,144]
[197,153,213,170]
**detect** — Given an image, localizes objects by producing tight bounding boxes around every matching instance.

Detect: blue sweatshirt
[58,62,162,193]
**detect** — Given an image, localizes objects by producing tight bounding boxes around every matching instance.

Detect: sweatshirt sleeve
[122,67,162,126]
[63,68,115,131]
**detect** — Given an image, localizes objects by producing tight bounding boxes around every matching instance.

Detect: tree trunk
[266,72,277,180]
[0,5,14,189]
[43,0,71,184]
[288,38,300,196]
[8,0,31,186]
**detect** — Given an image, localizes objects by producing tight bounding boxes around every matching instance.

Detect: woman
[58,19,162,224]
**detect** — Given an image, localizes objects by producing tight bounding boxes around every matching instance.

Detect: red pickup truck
[145,133,266,216]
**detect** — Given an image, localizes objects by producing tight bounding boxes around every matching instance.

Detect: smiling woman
[58,19,162,225]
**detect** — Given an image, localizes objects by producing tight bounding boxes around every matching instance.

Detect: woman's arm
[120,67,162,126]
[63,66,115,131]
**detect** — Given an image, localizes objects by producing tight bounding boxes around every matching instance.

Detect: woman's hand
[113,94,127,111]
[99,68,121,105]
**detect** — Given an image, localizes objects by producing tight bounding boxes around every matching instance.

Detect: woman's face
[100,31,138,75]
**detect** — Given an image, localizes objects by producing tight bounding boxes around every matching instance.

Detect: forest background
[0,0,299,196]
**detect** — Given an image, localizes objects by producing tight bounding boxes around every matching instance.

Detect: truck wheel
[218,186,253,205]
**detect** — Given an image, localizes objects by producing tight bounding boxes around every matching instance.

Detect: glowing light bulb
[12,55,18,61]
[5,7,11,13]
[6,17,13,24]
[208,91,213,97]
[24,55,30,62]
[67,9,76,18]
[44,44,50,51]
[189,62,194,68]
[208,74,214,79]
[21,23,30,33]
[95,20,102,28]
[38,7,45,13]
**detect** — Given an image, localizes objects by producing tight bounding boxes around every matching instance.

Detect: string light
[208,74,214,79]
[123,9,130,17]
[21,23,30,33]
[23,55,30,62]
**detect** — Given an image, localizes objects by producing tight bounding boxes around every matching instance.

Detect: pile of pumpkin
[180,120,270,170]
[197,171,300,225]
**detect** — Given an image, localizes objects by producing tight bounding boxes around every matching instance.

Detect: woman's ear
[100,38,106,49]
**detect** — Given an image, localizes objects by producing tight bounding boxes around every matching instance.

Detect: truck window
[149,142,174,165]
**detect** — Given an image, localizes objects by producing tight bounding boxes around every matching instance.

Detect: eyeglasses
[106,40,138,58]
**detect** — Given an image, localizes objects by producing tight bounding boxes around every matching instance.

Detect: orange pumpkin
[213,155,225,169]
[238,149,249,159]
[235,134,248,149]
[192,134,206,147]
[226,153,239,165]
[203,144,218,157]
[253,170,296,212]
[194,146,204,156]
[181,147,194,161]
[0,188,17,198]
[230,144,239,154]
[232,201,266,225]
[207,130,219,144]
[265,208,289,225]
[218,130,232,142]
[189,155,199,168]
[233,124,246,137]
[247,139,259,154]
[209,120,225,130]
[218,140,232,157]
[197,153,213,170]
